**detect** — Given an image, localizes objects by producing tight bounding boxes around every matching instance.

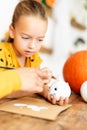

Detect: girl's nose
[28,40,36,49]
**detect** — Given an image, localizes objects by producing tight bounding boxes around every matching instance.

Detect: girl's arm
[0,70,21,98]
[0,68,44,98]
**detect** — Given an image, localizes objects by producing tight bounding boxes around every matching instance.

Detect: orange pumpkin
[63,50,87,94]
[46,0,55,7]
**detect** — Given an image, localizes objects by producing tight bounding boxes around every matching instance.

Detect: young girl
[0,0,69,105]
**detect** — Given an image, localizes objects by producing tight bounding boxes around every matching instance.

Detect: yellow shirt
[0,42,42,68]
[0,42,42,98]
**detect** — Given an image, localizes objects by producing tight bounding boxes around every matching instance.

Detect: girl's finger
[64,97,69,105]
[57,97,64,106]
[51,96,57,105]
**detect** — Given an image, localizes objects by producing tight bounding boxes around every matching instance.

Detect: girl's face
[9,15,47,57]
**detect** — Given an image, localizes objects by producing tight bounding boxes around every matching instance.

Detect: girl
[0,0,69,105]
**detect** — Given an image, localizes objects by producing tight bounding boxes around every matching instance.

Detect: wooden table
[0,93,87,130]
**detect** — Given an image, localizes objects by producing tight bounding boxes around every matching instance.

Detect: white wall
[0,0,19,40]
[51,0,87,61]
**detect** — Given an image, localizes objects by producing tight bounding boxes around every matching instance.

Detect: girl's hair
[12,0,47,27]
[7,0,48,42]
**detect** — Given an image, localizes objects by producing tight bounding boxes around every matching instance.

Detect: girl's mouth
[24,50,35,56]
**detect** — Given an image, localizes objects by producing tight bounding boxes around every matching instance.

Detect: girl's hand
[40,85,69,106]
[7,67,52,99]
[6,67,45,98]
[15,67,44,93]
[39,67,52,84]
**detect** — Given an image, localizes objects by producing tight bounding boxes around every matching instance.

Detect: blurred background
[0,0,87,78]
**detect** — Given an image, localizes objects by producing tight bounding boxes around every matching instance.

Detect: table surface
[0,93,87,130]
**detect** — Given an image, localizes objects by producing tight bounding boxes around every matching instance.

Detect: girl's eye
[21,37,30,39]
[38,39,44,42]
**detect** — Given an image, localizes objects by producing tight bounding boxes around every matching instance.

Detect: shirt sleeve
[0,70,22,98]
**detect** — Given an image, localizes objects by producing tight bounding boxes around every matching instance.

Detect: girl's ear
[9,25,14,39]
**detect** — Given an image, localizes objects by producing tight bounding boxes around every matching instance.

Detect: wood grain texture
[0,93,86,130]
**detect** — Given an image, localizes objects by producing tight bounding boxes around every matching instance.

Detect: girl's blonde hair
[6,0,48,42]
[12,0,48,27]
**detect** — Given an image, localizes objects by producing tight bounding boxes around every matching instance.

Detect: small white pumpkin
[49,79,71,101]
[80,81,87,102]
